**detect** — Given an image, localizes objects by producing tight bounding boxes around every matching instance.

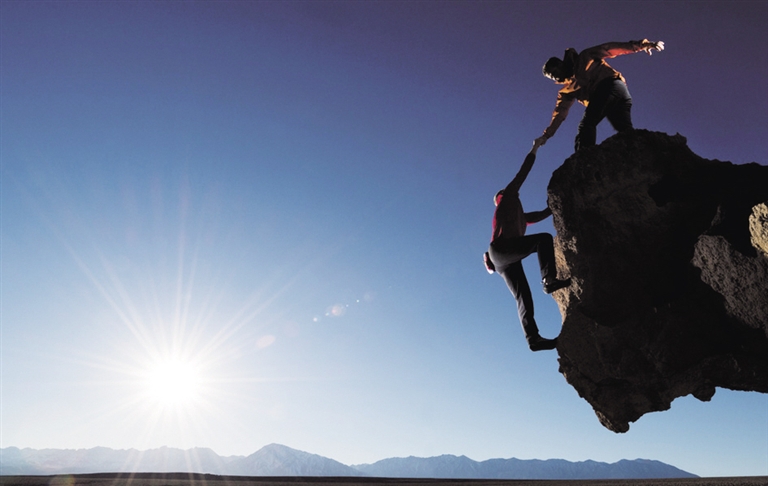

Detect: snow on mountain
[230,444,363,476]
[353,455,698,479]
[1,444,697,479]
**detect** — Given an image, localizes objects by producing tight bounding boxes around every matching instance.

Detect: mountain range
[1,444,697,479]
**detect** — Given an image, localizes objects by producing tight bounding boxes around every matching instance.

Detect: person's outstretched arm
[525,206,552,224]
[503,141,540,194]
[536,93,576,145]
[585,39,665,60]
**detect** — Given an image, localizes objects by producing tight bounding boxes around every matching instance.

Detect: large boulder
[547,129,768,432]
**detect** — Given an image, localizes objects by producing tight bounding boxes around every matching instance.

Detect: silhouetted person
[535,39,664,152]
[484,141,570,351]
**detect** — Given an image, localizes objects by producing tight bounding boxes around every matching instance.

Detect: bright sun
[146,360,201,407]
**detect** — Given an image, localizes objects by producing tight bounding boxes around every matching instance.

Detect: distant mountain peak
[1,444,697,479]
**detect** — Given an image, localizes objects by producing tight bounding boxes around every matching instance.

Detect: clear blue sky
[2,0,766,478]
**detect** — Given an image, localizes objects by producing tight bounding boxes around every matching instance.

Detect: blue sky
[2,0,766,478]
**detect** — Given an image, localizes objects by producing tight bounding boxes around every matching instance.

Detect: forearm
[525,207,552,224]
[596,41,640,58]
[506,152,537,192]
[591,39,662,59]
[542,110,567,139]
[542,96,574,140]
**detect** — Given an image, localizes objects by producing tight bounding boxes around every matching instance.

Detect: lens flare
[326,303,347,317]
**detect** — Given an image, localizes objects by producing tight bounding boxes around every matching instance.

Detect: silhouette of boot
[543,277,571,294]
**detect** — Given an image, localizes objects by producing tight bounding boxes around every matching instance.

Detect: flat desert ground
[2,474,767,486]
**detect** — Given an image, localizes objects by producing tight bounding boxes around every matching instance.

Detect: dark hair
[543,51,575,82]
[542,57,562,79]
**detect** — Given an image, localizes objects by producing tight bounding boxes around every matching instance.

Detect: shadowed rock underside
[547,130,768,432]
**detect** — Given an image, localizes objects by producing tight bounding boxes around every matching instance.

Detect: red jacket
[491,152,551,242]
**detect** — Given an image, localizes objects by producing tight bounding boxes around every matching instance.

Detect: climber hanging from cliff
[534,39,664,152]
[483,140,571,351]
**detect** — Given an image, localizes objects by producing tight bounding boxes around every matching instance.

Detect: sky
[2,0,767,479]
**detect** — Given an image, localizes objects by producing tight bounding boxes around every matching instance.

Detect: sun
[145,359,202,408]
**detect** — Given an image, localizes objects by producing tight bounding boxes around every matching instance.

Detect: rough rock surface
[547,130,768,432]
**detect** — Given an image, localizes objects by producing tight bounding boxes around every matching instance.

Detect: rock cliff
[547,130,768,432]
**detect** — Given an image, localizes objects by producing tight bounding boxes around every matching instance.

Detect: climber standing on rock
[535,39,664,152]
[483,140,571,351]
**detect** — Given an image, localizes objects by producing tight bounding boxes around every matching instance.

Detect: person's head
[543,57,569,84]
[494,189,504,206]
